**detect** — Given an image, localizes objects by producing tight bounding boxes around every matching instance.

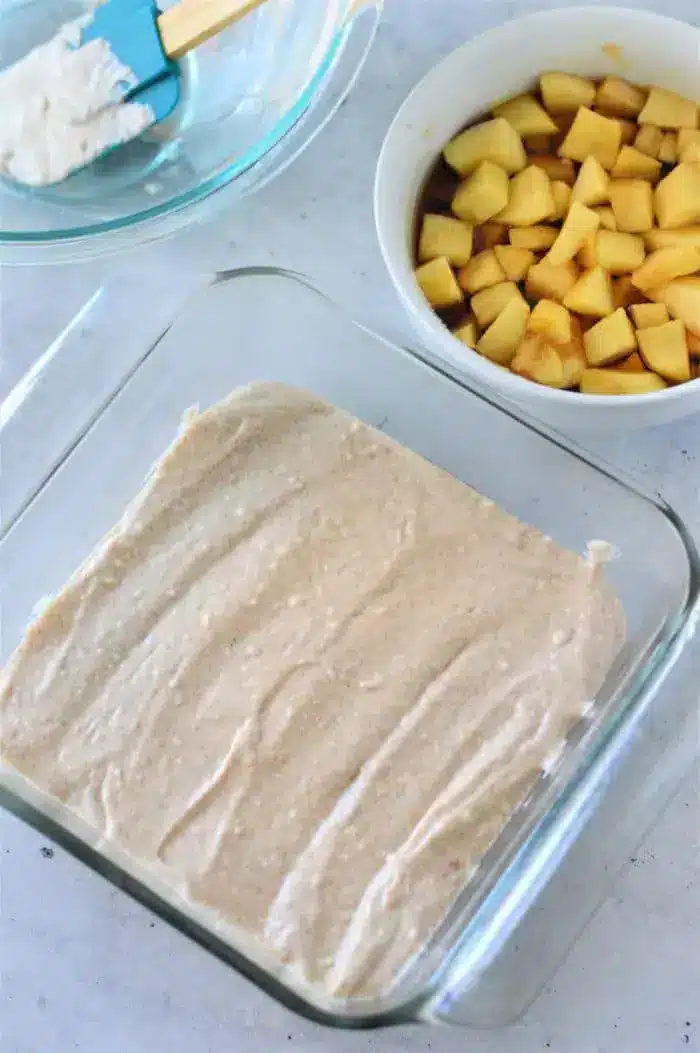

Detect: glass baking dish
[1,268,698,1028]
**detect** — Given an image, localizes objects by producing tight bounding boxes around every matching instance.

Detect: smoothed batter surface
[1,382,625,1002]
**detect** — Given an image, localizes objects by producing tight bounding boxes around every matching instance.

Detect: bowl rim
[373,5,700,410]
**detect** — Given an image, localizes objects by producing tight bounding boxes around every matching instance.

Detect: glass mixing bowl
[0,0,381,264]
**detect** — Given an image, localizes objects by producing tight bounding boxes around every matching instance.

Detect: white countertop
[1,1,699,1050]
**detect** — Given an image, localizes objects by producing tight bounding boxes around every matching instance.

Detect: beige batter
[0,381,625,1003]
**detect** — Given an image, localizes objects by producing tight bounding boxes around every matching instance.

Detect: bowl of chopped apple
[374,6,700,429]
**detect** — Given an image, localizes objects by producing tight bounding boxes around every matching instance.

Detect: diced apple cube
[559,107,622,170]
[654,163,700,229]
[540,72,596,115]
[525,259,578,302]
[509,225,558,251]
[609,179,654,232]
[611,146,661,182]
[596,230,646,274]
[638,86,698,129]
[636,318,690,381]
[659,277,700,334]
[595,76,646,118]
[470,282,525,327]
[529,155,576,184]
[563,265,614,317]
[527,299,572,344]
[644,226,700,251]
[457,248,506,293]
[452,161,510,224]
[496,165,555,226]
[418,213,474,266]
[493,245,535,281]
[546,200,600,266]
[658,132,678,164]
[571,155,610,206]
[580,369,667,394]
[634,124,663,158]
[549,180,572,221]
[583,307,637,365]
[444,118,527,176]
[452,318,479,347]
[511,335,565,387]
[632,245,700,292]
[493,93,558,137]
[630,302,670,328]
[477,296,531,364]
[415,257,464,308]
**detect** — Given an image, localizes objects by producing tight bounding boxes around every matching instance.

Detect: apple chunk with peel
[563,266,614,317]
[631,246,700,293]
[659,278,700,335]
[559,107,622,170]
[546,200,600,266]
[444,118,527,176]
[580,369,667,394]
[584,308,637,365]
[418,214,474,266]
[496,165,555,226]
[477,296,531,364]
[636,319,691,382]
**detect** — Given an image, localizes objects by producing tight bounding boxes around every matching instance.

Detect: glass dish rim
[2,265,698,1028]
[0,1,370,247]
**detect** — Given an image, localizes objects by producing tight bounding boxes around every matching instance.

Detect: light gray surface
[1,0,699,1050]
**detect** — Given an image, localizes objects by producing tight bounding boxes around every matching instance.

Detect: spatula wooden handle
[158,0,269,60]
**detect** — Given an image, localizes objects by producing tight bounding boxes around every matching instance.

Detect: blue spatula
[81,0,269,126]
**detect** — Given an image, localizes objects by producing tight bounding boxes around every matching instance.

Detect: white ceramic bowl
[374,6,700,431]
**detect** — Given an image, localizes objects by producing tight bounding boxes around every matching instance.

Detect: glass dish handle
[1,271,200,534]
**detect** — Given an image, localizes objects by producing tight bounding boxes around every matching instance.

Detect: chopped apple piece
[509,225,558,250]
[563,265,614,317]
[612,275,646,309]
[511,334,565,387]
[525,259,578,302]
[477,296,531,364]
[558,317,587,388]
[658,132,678,164]
[577,232,598,270]
[634,124,663,158]
[632,245,700,292]
[415,257,464,308]
[457,248,506,294]
[529,154,577,184]
[594,205,618,231]
[418,213,474,266]
[452,160,510,224]
[611,146,661,182]
[584,307,637,365]
[546,200,600,266]
[644,226,700,251]
[527,299,572,344]
[659,277,700,334]
[636,319,691,381]
[494,244,535,281]
[496,165,555,226]
[630,302,670,328]
[580,368,667,394]
[478,222,508,249]
[571,155,610,206]
[470,281,525,328]
[493,93,558,137]
[609,179,654,232]
[540,72,596,115]
[444,118,527,176]
[680,140,700,164]
[677,129,700,153]
[559,107,622,170]
[452,317,479,347]
[549,180,572,221]
[654,163,700,229]
[638,86,698,130]
[596,230,646,274]
[595,76,646,118]
[616,351,647,372]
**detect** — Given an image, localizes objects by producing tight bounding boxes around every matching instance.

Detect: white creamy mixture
[0,383,625,1003]
[0,17,154,186]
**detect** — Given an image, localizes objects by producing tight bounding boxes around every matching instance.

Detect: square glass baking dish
[1,267,698,1028]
